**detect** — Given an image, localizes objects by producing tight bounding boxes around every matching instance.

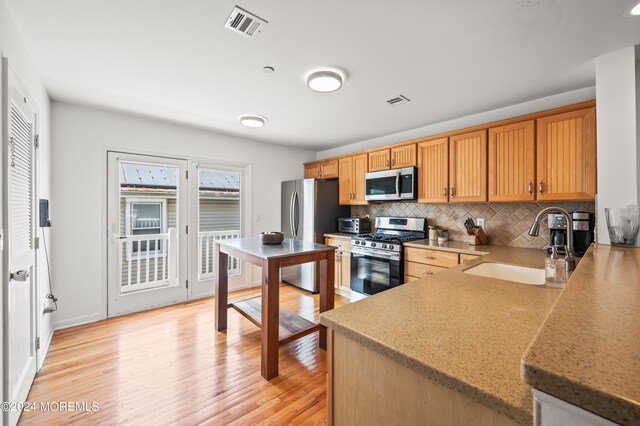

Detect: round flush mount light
[239,115,266,128]
[306,69,345,93]
[625,1,640,15]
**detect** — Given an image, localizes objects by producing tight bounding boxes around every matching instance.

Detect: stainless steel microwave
[365,167,417,201]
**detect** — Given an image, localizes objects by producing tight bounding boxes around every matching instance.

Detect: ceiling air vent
[224,6,268,38]
[386,95,411,106]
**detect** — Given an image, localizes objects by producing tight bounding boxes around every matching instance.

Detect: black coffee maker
[547,211,594,257]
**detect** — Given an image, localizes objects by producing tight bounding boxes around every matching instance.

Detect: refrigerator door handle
[289,192,295,237]
[293,191,300,237]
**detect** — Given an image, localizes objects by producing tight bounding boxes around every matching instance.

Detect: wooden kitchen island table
[215,238,335,380]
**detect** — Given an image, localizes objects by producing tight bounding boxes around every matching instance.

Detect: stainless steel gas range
[350,217,426,301]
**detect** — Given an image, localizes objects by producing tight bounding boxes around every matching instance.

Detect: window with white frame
[125,199,167,257]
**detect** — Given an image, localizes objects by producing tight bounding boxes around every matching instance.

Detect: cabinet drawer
[459,253,481,264]
[404,262,447,278]
[325,237,352,253]
[404,247,459,267]
[404,275,417,284]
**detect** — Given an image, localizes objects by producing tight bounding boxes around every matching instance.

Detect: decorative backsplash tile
[351,201,595,249]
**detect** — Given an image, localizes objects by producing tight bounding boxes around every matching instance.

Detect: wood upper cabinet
[304,159,339,179]
[339,154,368,205]
[417,137,449,203]
[368,149,391,172]
[304,162,321,179]
[536,107,596,201]
[368,144,417,171]
[391,144,417,168]
[488,120,536,202]
[449,130,488,202]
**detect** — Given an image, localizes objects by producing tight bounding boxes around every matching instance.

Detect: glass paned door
[189,163,247,298]
[107,152,188,316]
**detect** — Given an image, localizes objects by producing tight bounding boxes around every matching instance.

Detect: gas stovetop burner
[353,233,423,243]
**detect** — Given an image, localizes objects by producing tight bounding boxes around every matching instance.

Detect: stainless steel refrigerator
[281,178,349,292]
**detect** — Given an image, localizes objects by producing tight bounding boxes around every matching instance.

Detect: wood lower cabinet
[325,237,351,296]
[368,144,417,172]
[328,331,518,425]
[536,107,596,201]
[488,120,535,202]
[304,159,339,179]
[449,130,488,202]
[339,154,368,205]
[403,247,460,282]
[417,137,449,203]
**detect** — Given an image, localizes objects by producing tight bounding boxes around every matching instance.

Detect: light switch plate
[476,218,485,229]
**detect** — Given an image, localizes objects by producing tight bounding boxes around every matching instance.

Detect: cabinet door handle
[442,187,447,198]
[385,159,390,167]
[391,158,395,167]
[423,271,434,276]
[450,187,455,197]
[423,256,436,259]
[351,192,355,200]
[528,180,533,195]
[539,180,543,195]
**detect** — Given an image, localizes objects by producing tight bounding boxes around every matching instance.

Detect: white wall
[0,0,54,367]
[595,46,640,245]
[50,102,315,329]
[316,86,596,159]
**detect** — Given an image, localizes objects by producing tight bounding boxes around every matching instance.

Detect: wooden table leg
[319,249,335,350]
[215,243,229,331]
[261,258,280,380]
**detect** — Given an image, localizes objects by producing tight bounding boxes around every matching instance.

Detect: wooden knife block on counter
[468,228,489,245]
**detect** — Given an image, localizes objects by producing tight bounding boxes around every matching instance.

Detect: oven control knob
[388,244,394,250]
[370,242,376,247]
[354,240,359,245]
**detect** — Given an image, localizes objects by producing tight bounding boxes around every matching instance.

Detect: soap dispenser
[545,245,567,287]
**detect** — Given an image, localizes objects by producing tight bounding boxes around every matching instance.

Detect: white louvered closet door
[3,61,38,426]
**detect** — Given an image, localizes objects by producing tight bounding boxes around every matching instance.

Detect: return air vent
[386,95,411,106]
[224,6,268,38]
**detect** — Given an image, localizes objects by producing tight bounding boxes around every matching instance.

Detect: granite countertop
[320,245,560,424]
[403,238,493,255]
[324,233,355,239]
[521,244,640,425]
[217,237,333,260]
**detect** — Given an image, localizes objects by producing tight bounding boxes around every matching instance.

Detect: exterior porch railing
[199,230,241,280]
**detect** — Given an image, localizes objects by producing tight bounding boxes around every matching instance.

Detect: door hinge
[34,134,40,149]
[186,170,188,179]
[35,337,41,351]
[34,236,40,249]
[186,225,189,234]
[186,280,189,289]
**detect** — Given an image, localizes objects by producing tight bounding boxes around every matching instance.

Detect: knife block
[468,228,489,245]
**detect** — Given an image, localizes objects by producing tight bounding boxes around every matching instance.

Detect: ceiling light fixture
[626,1,640,15]
[239,115,266,128]
[306,69,344,93]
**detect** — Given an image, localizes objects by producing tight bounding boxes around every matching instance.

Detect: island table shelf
[215,237,335,380]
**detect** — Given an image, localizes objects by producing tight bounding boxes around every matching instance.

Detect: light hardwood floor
[20,284,348,425]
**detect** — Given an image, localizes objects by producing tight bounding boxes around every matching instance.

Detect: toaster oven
[338,217,371,234]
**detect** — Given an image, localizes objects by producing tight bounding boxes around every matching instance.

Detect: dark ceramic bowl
[260,232,284,245]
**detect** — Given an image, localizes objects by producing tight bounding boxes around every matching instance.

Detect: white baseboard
[54,313,105,330]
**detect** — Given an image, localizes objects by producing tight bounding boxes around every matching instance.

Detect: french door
[107,153,249,316]
[107,152,189,316]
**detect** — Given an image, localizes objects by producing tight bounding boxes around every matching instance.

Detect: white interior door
[2,61,38,426]
[107,152,188,316]
[189,161,249,298]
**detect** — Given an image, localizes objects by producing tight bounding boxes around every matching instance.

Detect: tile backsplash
[351,201,595,249]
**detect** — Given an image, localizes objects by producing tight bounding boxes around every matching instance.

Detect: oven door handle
[351,247,400,260]
[395,171,401,197]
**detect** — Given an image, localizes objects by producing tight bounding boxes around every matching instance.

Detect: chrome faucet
[528,207,576,272]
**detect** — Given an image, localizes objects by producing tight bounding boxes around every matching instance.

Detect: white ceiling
[7,0,640,150]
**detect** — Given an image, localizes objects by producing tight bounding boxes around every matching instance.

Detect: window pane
[132,203,162,230]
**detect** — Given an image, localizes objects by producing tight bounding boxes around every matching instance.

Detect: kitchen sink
[463,262,545,285]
